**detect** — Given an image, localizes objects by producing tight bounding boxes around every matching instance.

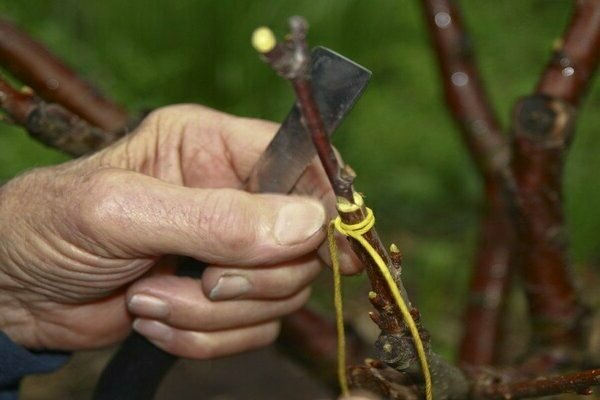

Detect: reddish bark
[420,0,514,366]
[257,17,471,399]
[510,0,600,350]
[278,308,369,388]
[0,17,128,131]
[536,0,600,106]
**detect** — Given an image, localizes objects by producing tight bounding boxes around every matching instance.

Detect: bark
[509,0,600,351]
[278,308,370,390]
[0,17,128,131]
[420,0,514,366]
[257,16,473,399]
[0,75,119,156]
[473,368,600,399]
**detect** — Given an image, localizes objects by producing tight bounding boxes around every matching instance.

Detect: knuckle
[140,104,214,133]
[264,270,299,298]
[189,332,216,360]
[75,168,133,234]
[265,262,320,298]
[196,190,260,259]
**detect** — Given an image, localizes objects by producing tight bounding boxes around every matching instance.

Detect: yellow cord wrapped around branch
[328,193,433,400]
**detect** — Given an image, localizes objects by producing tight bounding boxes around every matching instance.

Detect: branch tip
[251,27,277,54]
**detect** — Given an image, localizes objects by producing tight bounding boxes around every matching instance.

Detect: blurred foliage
[1,1,599,358]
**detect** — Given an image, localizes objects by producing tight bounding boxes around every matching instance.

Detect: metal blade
[246,46,371,193]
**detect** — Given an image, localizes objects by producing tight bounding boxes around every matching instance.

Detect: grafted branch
[0,17,129,131]
[420,0,514,367]
[255,17,470,399]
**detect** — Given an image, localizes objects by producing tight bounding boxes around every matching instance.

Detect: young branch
[420,0,514,367]
[255,17,471,399]
[509,0,600,353]
[0,17,129,131]
[0,75,121,156]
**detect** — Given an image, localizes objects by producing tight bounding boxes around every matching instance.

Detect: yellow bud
[251,27,276,53]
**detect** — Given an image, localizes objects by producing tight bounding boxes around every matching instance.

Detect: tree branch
[536,0,600,105]
[277,308,370,390]
[474,368,600,399]
[255,16,471,399]
[0,74,120,156]
[509,0,600,353]
[419,0,514,366]
[0,17,129,131]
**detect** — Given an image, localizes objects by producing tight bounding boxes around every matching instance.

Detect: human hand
[0,104,360,358]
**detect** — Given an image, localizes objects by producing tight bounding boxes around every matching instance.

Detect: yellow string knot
[328,192,433,400]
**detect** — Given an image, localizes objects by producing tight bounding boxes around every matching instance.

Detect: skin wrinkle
[33,295,129,350]
[219,126,245,187]
[74,170,168,258]
[220,117,275,180]
[193,189,260,260]
[0,104,352,352]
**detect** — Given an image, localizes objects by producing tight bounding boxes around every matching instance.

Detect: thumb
[76,169,326,266]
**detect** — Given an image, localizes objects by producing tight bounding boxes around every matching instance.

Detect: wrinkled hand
[0,105,360,358]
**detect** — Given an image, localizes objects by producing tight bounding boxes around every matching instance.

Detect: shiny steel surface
[247,47,371,193]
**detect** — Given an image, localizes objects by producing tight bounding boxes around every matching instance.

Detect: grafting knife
[93,47,371,400]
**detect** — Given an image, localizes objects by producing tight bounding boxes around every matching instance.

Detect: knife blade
[246,46,371,193]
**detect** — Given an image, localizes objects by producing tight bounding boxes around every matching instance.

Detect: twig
[475,368,600,399]
[254,17,471,399]
[0,17,128,131]
[420,0,514,367]
[253,20,355,201]
[0,74,121,156]
[509,0,600,352]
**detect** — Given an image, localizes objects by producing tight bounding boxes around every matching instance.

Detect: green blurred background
[1,0,599,360]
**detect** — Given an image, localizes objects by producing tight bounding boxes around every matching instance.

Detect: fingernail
[133,319,173,342]
[128,294,170,319]
[274,201,325,245]
[209,274,252,301]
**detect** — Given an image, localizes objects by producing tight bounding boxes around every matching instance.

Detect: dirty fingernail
[274,201,325,245]
[133,319,173,342]
[209,274,252,301]
[128,294,170,319]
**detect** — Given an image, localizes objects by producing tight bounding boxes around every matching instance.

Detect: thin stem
[291,79,354,201]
